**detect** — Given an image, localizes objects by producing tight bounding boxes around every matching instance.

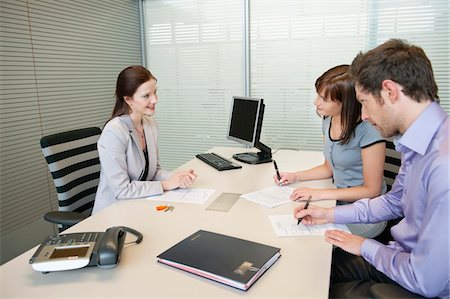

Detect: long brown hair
[108,65,157,123]
[315,65,361,144]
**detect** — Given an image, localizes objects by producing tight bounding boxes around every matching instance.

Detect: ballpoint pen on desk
[297,197,311,225]
[273,160,282,186]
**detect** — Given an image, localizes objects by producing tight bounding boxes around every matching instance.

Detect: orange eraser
[156,205,167,211]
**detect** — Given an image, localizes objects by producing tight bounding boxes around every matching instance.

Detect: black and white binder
[157,230,281,291]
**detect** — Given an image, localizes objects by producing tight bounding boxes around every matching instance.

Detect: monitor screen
[227,96,272,164]
[227,96,262,147]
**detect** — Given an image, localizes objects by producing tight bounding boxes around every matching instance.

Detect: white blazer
[92,115,170,214]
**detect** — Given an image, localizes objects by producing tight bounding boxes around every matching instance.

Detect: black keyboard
[196,152,242,171]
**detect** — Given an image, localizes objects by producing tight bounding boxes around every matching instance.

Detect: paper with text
[241,186,295,208]
[147,188,215,204]
[269,214,350,236]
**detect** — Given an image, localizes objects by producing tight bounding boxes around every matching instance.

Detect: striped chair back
[384,138,401,191]
[40,127,102,218]
[375,137,403,244]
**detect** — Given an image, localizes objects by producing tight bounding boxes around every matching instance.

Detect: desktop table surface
[0,147,336,298]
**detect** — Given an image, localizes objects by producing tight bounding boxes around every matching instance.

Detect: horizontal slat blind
[143,0,244,170]
[28,0,142,133]
[144,0,448,170]
[367,0,448,112]
[0,0,52,236]
[251,0,370,150]
[0,0,141,242]
[251,0,448,150]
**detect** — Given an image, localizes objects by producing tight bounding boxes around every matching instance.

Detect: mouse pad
[206,193,240,212]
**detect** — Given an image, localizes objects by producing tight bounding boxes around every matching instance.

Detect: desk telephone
[29,226,143,273]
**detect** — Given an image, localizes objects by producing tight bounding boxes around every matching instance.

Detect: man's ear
[381,80,399,104]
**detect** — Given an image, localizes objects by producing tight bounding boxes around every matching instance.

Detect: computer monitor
[227,96,272,164]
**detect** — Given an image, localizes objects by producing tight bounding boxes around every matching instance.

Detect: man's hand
[294,205,334,225]
[325,230,365,256]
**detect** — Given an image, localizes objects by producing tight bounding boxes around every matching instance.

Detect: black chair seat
[370,283,437,299]
[44,211,88,226]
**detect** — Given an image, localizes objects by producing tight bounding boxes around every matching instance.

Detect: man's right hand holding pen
[294,204,334,225]
[294,203,366,256]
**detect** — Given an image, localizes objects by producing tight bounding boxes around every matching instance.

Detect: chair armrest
[44,211,87,226]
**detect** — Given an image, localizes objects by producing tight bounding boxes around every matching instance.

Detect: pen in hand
[273,160,282,186]
[297,197,311,225]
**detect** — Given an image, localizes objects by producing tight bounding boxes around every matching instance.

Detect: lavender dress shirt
[334,102,449,298]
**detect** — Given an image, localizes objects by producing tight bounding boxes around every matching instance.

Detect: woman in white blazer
[92,66,197,214]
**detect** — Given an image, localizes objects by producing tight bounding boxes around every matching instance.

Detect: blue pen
[273,160,282,186]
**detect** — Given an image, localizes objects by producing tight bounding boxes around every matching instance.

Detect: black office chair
[370,283,437,299]
[40,127,102,230]
[383,139,401,192]
[374,138,402,245]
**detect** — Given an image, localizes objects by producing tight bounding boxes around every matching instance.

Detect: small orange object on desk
[156,205,174,212]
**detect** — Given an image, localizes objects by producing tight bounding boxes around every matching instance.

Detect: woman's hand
[290,187,323,201]
[162,169,197,190]
[273,172,297,186]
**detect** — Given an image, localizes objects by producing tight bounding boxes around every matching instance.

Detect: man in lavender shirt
[295,39,449,299]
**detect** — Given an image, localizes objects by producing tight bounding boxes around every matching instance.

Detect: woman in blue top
[275,65,387,238]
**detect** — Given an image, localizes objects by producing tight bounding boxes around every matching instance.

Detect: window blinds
[143,0,448,171]
[0,0,141,242]
[250,0,371,150]
[143,0,244,170]
[367,0,448,112]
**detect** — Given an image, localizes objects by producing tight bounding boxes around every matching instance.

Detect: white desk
[0,147,336,298]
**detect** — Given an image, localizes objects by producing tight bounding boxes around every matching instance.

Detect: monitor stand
[232,142,272,164]
[233,152,272,164]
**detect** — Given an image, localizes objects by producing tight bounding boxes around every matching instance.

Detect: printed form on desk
[147,188,215,204]
[241,186,295,208]
[269,214,350,236]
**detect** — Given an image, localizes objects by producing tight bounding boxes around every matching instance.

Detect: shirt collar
[397,101,447,156]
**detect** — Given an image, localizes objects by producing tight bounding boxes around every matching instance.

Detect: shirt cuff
[361,239,382,264]
[334,204,356,223]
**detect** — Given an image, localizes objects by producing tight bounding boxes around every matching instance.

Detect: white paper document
[269,214,351,236]
[147,188,215,204]
[241,186,295,208]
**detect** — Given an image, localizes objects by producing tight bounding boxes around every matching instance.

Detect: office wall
[0,0,142,264]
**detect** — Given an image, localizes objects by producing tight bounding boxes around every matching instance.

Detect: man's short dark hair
[349,39,439,103]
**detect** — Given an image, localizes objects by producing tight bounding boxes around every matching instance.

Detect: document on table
[269,214,350,236]
[241,186,294,208]
[147,188,215,204]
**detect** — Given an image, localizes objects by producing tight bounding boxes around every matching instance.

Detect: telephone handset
[29,226,143,273]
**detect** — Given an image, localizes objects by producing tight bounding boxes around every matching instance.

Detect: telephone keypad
[43,232,100,246]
